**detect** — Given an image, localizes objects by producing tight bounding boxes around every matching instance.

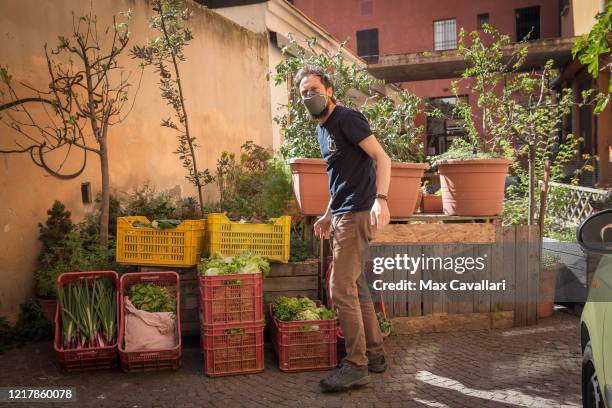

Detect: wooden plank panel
[502,226,517,312]
[422,245,434,316]
[268,260,319,278]
[514,226,529,327]
[432,244,450,314]
[527,226,540,326]
[445,245,458,315]
[372,223,496,244]
[263,275,318,292]
[474,243,492,314]
[490,226,505,312]
[392,245,408,318]
[446,245,472,314]
[407,244,422,318]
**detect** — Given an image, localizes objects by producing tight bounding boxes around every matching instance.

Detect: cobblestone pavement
[0,310,582,408]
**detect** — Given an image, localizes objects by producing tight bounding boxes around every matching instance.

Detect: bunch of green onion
[57,277,116,349]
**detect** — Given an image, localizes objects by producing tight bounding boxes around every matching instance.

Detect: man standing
[294,66,392,392]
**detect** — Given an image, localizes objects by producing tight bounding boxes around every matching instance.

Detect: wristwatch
[375,193,388,201]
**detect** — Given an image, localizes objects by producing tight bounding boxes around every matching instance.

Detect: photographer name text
[372,279,506,291]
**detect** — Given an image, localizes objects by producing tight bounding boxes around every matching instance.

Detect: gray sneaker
[368,354,387,373]
[320,361,370,392]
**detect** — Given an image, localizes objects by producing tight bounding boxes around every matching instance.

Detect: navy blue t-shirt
[316,105,377,216]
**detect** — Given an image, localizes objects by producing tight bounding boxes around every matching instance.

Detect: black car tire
[583,342,604,408]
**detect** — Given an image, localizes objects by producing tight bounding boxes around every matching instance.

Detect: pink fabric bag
[124,297,177,351]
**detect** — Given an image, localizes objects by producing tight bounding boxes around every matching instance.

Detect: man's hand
[314,212,332,238]
[370,198,390,228]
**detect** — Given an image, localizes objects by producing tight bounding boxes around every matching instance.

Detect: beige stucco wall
[213,2,288,150]
[213,0,397,150]
[561,0,602,37]
[0,0,272,321]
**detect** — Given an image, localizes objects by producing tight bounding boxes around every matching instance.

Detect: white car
[578,208,612,407]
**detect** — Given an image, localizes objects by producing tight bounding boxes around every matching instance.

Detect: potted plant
[421,181,443,213]
[539,253,561,318]
[35,262,64,323]
[428,27,520,216]
[36,201,127,323]
[35,201,74,323]
[273,36,427,218]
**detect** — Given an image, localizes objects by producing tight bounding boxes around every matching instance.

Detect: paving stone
[0,311,582,407]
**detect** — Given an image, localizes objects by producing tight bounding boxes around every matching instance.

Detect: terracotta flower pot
[538,263,559,319]
[289,158,427,218]
[389,163,428,218]
[437,158,511,216]
[413,190,423,213]
[37,297,57,324]
[422,194,443,213]
[289,158,330,216]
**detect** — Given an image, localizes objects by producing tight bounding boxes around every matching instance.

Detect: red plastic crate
[201,320,264,377]
[54,271,119,372]
[199,273,263,325]
[268,303,338,372]
[118,272,182,372]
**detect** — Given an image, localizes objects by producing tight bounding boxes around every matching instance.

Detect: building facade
[291,0,611,188]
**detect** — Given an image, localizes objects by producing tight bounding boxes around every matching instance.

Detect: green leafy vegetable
[128,283,176,313]
[131,219,182,230]
[315,306,336,321]
[198,251,270,278]
[377,312,392,335]
[297,309,320,322]
[271,296,335,322]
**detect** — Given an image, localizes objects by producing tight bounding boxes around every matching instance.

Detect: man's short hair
[293,66,334,92]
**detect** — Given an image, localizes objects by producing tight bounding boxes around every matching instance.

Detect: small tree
[132,0,212,217]
[0,10,139,248]
[271,35,424,162]
[431,26,586,226]
[502,60,583,225]
[429,26,520,162]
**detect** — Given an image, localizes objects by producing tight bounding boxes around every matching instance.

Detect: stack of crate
[199,272,265,376]
[115,216,208,337]
[197,212,291,376]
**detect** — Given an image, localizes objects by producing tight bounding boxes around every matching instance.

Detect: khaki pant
[330,210,385,367]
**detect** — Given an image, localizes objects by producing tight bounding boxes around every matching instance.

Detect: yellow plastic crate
[206,213,291,263]
[116,216,206,267]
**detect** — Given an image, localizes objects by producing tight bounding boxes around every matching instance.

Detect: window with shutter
[433,19,457,51]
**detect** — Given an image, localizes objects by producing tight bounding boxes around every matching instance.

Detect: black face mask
[302,91,329,118]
